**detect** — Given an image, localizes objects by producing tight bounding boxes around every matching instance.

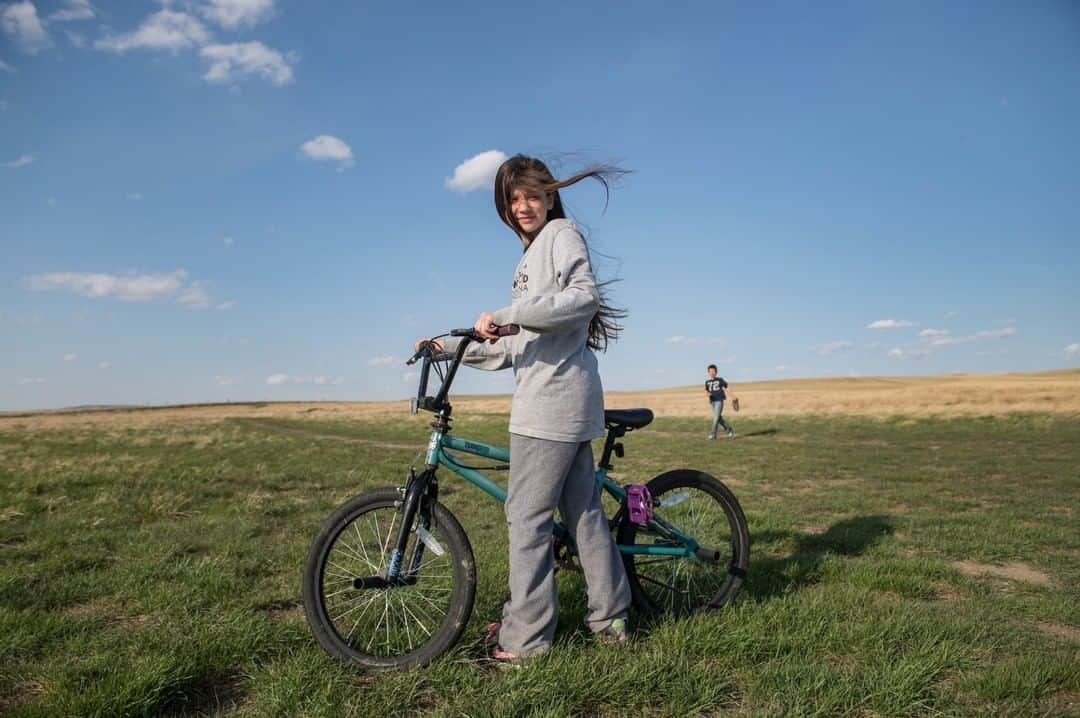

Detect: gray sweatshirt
[443,218,605,443]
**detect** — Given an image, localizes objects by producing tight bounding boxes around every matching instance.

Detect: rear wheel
[302,487,476,669]
[617,470,749,616]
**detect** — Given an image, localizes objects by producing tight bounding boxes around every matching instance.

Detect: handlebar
[450,324,521,339]
[407,324,519,413]
[406,324,519,366]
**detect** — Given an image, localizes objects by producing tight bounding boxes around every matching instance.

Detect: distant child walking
[420,155,631,663]
[706,364,737,439]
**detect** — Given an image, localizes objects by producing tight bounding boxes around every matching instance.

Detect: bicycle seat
[604,408,654,430]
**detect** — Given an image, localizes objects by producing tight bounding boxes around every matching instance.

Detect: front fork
[385,467,437,582]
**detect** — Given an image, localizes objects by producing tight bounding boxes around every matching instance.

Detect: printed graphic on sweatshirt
[512,263,529,300]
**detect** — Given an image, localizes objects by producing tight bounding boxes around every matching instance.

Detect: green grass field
[1,410,1078,716]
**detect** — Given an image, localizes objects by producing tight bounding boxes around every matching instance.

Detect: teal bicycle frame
[431,433,702,559]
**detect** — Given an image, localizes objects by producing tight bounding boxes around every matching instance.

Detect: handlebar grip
[449,324,520,339]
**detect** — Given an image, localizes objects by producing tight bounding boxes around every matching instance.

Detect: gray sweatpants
[497,433,631,656]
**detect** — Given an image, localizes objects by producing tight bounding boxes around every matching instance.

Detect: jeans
[710,400,733,438]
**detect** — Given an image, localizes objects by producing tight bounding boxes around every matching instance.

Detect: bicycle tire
[302,487,476,669]
[616,469,750,616]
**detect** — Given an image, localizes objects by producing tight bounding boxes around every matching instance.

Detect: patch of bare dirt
[260,599,304,622]
[1040,691,1080,716]
[1036,622,1080,643]
[799,524,829,535]
[929,582,960,602]
[952,560,1053,587]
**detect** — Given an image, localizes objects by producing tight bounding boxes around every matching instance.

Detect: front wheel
[617,470,750,616]
[302,487,476,669]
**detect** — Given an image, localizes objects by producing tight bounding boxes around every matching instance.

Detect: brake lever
[405,340,436,366]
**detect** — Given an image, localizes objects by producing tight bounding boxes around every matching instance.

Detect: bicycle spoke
[314,494,473,662]
[397,594,414,649]
[627,481,743,617]
[400,598,433,638]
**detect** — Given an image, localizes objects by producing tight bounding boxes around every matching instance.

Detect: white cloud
[815,340,853,356]
[1064,343,1080,358]
[978,327,1016,340]
[446,150,507,192]
[300,134,352,168]
[919,328,948,338]
[0,58,15,73]
[664,335,723,346]
[47,196,56,206]
[63,352,77,361]
[368,356,396,367]
[3,153,34,168]
[28,270,189,302]
[402,371,419,383]
[199,0,275,28]
[774,365,790,372]
[98,361,111,369]
[929,326,1016,347]
[127,192,142,200]
[266,373,343,386]
[177,280,211,309]
[222,235,234,247]
[64,29,86,47]
[95,10,209,53]
[866,319,913,330]
[215,375,234,385]
[215,300,235,310]
[2,1,50,54]
[18,376,46,385]
[49,0,94,22]
[945,310,959,318]
[200,41,295,86]
[888,347,930,360]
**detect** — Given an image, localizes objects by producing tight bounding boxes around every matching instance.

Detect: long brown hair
[493,154,628,352]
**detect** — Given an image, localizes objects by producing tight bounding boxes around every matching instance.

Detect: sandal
[482,622,523,667]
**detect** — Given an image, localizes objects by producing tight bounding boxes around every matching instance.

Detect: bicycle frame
[433,433,703,559]
[382,330,715,582]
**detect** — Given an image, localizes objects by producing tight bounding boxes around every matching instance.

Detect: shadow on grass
[740,428,780,438]
[745,514,895,600]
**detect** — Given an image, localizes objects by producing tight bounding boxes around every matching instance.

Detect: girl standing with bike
[430,155,631,662]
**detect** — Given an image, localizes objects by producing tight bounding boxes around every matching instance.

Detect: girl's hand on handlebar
[474,311,499,342]
[413,337,444,354]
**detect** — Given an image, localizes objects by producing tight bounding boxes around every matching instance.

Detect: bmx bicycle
[302,325,750,669]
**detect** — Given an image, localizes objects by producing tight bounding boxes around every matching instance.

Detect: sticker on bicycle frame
[416,526,445,556]
[387,547,403,578]
[461,440,486,455]
[426,433,441,464]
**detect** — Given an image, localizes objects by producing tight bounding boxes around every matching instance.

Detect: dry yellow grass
[2,369,1078,431]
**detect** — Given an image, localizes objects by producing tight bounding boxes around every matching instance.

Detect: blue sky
[2,1,1079,410]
